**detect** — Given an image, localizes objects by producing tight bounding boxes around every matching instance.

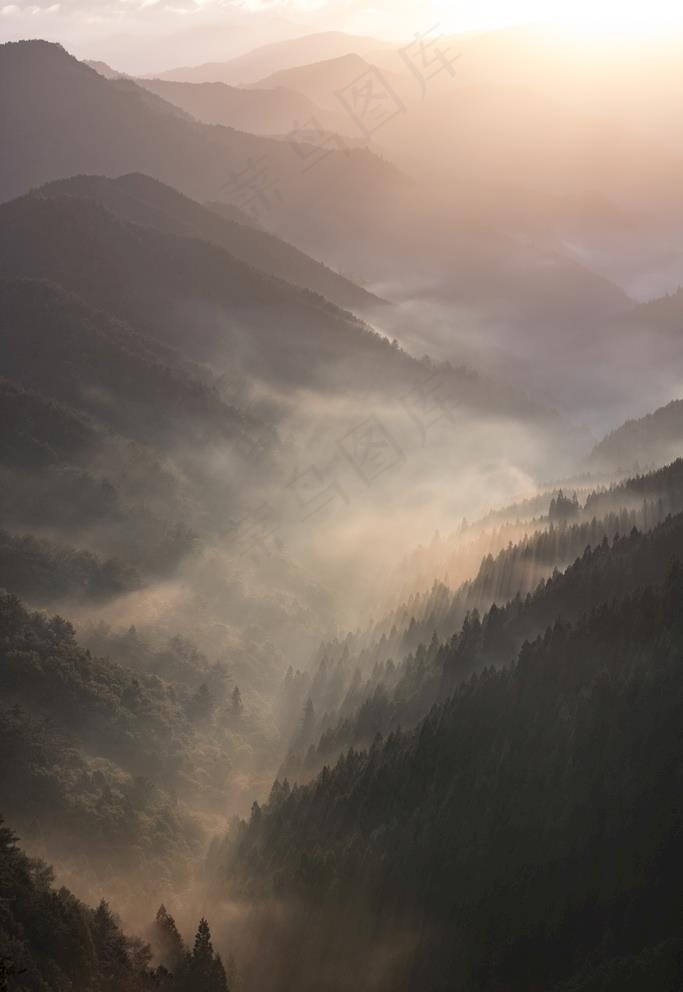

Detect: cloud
[1,0,60,11]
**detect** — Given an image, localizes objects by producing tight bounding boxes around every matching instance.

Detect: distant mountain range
[590,398,683,474]
[0,39,406,259]
[0,185,408,394]
[248,53,405,111]
[39,172,384,313]
[137,77,351,137]
[152,31,391,86]
[85,58,126,79]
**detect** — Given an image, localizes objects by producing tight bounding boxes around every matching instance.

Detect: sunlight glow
[432,0,683,39]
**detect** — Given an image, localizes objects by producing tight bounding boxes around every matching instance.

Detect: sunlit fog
[1,3,683,991]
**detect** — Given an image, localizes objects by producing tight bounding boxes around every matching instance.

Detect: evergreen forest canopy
[1,18,683,992]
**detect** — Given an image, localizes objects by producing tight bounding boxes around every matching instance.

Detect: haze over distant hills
[0,188,404,393]
[153,31,391,85]
[0,39,405,254]
[589,399,683,475]
[0,177,584,452]
[4,35,672,435]
[39,173,384,312]
[248,52,404,110]
[85,58,126,79]
[137,77,351,136]
[2,20,683,992]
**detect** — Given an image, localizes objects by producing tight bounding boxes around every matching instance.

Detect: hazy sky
[2,0,683,74]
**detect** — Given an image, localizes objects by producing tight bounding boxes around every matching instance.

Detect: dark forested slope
[40,173,383,313]
[0,817,233,992]
[223,566,683,992]
[590,398,683,474]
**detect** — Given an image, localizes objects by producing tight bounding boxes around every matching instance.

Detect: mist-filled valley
[1,7,683,991]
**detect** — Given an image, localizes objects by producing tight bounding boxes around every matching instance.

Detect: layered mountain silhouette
[138,77,351,137]
[1,180,595,469]
[39,173,384,312]
[627,287,683,336]
[2,23,683,992]
[248,53,405,110]
[0,279,253,449]
[0,188,411,393]
[589,398,683,474]
[1,37,644,331]
[153,31,390,85]
[86,58,126,79]
[0,39,405,256]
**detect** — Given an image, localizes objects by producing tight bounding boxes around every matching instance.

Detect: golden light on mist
[432,0,683,39]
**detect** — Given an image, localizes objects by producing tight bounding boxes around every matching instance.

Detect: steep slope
[0,38,638,336]
[0,593,203,892]
[0,820,153,992]
[0,818,232,992]
[0,279,253,448]
[223,564,683,992]
[281,459,683,780]
[249,53,404,110]
[86,58,126,79]
[154,31,388,85]
[0,39,405,254]
[0,375,102,471]
[589,398,683,474]
[137,78,347,137]
[0,192,410,393]
[0,186,593,478]
[0,282,256,575]
[627,287,683,334]
[39,173,384,313]
[0,528,139,604]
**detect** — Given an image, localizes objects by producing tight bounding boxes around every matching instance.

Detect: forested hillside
[39,173,383,312]
[1,19,683,992]
[222,565,683,991]
[0,818,233,991]
[589,399,683,474]
[276,459,683,780]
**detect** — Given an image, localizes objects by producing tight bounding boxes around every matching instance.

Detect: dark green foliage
[590,396,683,472]
[149,909,232,992]
[152,906,185,972]
[0,378,98,472]
[0,593,204,885]
[0,593,190,772]
[41,173,382,313]
[230,687,243,719]
[226,566,683,990]
[81,624,220,688]
[0,820,232,992]
[0,529,138,603]
[188,682,214,722]
[285,497,683,781]
[0,819,154,991]
[548,488,579,521]
[179,919,229,992]
[0,195,414,393]
[553,936,683,991]
[0,280,252,450]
